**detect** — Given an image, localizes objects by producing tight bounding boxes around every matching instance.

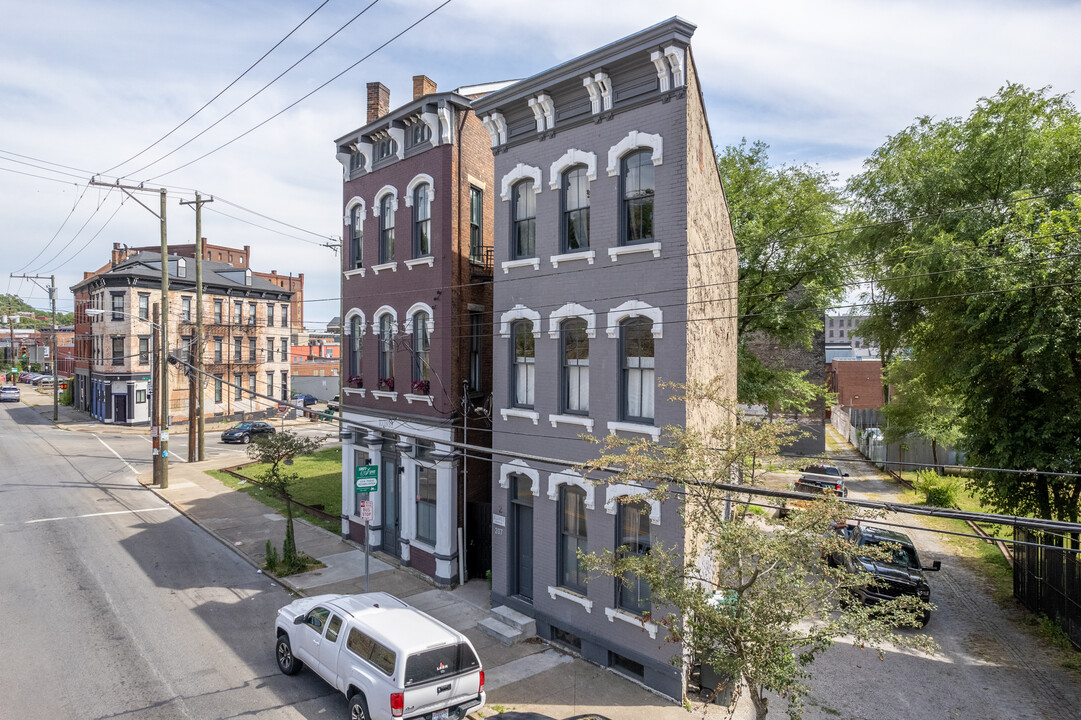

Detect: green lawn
[207,445,343,533]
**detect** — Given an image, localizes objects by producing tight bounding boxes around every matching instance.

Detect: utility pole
[180,192,212,462]
[90,178,169,488]
[152,303,161,484]
[10,274,58,421]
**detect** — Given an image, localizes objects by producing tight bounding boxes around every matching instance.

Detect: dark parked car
[794,464,850,498]
[220,421,276,444]
[327,395,339,413]
[830,524,941,625]
[291,393,318,407]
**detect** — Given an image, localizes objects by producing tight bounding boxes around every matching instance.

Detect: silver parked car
[0,385,20,402]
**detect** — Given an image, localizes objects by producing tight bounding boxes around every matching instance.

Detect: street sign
[355,464,378,492]
[358,500,374,522]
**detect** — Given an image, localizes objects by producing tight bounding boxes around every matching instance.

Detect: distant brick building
[827,358,884,410]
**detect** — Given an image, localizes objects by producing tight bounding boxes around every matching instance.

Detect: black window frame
[267,303,275,327]
[616,500,652,615]
[511,320,535,409]
[214,337,223,363]
[233,301,243,325]
[411,312,430,387]
[233,337,242,362]
[349,316,362,378]
[138,336,150,365]
[213,299,223,324]
[511,180,536,260]
[469,186,483,262]
[620,150,655,246]
[558,484,588,593]
[111,336,124,365]
[181,296,192,323]
[350,205,364,269]
[409,122,431,147]
[561,317,589,415]
[412,184,431,258]
[234,373,243,400]
[111,292,124,320]
[248,337,256,362]
[379,194,395,264]
[378,314,394,383]
[214,375,223,403]
[561,164,590,253]
[138,293,150,321]
[619,317,655,423]
[468,311,482,391]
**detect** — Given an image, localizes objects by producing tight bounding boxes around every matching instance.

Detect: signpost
[355,464,379,591]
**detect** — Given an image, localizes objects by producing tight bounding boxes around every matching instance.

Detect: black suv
[794,464,850,498]
[830,524,941,626]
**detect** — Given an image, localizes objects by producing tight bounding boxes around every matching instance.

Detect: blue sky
[3,0,1079,326]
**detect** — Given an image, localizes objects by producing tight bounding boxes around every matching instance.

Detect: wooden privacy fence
[1014,525,1081,650]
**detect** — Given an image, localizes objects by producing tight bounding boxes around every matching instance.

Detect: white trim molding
[343,308,366,337]
[371,185,398,216]
[501,257,541,274]
[404,174,435,207]
[606,421,662,442]
[343,387,366,398]
[604,484,661,525]
[549,414,594,432]
[371,390,398,401]
[500,407,540,424]
[404,256,434,270]
[606,300,663,339]
[481,113,507,147]
[550,250,596,268]
[664,45,686,89]
[604,607,658,639]
[607,131,664,176]
[499,304,542,338]
[548,302,597,339]
[499,459,540,494]
[420,112,440,146]
[343,267,366,279]
[370,261,398,275]
[371,305,399,335]
[608,242,662,261]
[500,163,543,202]
[403,393,434,406]
[549,149,597,189]
[548,586,593,612]
[437,105,454,145]
[583,72,614,114]
[528,94,555,132]
[404,302,435,335]
[344,196,367,224]
[547,469,594,509]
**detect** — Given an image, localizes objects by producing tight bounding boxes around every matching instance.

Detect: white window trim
[371,186,399,216]
[404,257,434,270]
[549,302,597,339]
[343,387,366,398]
[403,393,434,406]
[501,257,541,273]
[608,242,662,261]
[344,196,367,223]
[606,421,661,442]
[606,300,663,339]
[604,607,658,639]
[343,308,367,337]
[605,484,661,525]
[370,390,398,401]
[550,250,596,268]
[500,163,543,201]
[404,174,435,206]
[500,407,540,424]
[548,585,593,612]
[404,302,435,335]
[371,261,398,275]
[499,459,540,493]
[548,469,594,509]
[343,267,366,278]
[371,306,399,335]
[548,414,594,432]
[549,149,597,189]
[606,131,664,176]
[499,304,541,338]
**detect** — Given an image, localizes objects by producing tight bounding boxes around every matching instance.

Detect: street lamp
[86,306,170,487]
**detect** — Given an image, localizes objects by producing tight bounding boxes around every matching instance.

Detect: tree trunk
[284,498,297,567]
[748,682,769,720]
[931,438,938,473]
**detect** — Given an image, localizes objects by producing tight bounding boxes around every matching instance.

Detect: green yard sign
[355,464,378,493]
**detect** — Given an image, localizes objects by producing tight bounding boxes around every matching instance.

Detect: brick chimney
[413,75,437,100]
[367,82,390,123]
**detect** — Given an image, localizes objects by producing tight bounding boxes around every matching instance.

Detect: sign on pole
[357,500,374,522]
[355,464,378,493]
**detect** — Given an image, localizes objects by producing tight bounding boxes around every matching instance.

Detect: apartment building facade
[473,18,737,700]
[70,250,295,425]
[333,75,500,586]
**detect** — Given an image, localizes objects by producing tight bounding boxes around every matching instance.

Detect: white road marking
[23,506,173,525]
[94,434,138,474]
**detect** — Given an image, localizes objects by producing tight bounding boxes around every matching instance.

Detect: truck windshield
[404,642,480,687]
[861,541,919,569]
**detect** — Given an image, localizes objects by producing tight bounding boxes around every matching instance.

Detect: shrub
[912,469,961,507]
[264,539,280,574]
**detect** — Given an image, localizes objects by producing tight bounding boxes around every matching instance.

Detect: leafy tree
[719,140,850,415]
[582,381,935,719]
[246,431,326,572]
[848,83,1081,521]
[880,357,962,468]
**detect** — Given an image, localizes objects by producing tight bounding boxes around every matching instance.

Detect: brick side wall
[829,359,884,409]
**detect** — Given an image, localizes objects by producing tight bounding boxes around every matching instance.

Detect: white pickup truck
[275,592,485,720]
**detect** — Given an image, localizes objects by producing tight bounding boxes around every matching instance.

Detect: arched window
[620,317,654,422]
[558,485,588,592]
[561,318,589,414]
[378,314,395,385]
[410,122,431,146]
[512,181,536,259]
[617,500,651,614]
[350,205,363,269]
[379,194,396,263]
[512,320,535,408]
[413,184,431,257]
[622,150,655,245]
[349,316,362,378]
[412,311,430,387]
[562,165,590,252]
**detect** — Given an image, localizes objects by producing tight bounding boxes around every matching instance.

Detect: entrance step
[491,605,536,636]
[478,605,536,646]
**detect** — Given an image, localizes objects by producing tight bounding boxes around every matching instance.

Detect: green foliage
[264,540,279,574]
[719,140,849,413]
[581,380,935,720]
[911,470,962,507]
[59,385,73,406]
[881,357,961,465]
[848,83,1081,522]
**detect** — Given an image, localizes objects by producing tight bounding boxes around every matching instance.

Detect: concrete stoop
[478,605,536,646]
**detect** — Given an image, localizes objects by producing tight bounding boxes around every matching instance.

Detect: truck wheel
[276,633,302,675]
[348,693,371,720]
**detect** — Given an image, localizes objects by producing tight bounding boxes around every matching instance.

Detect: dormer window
[244,268,252,286]
[376,138,398,160]
[410,122,431,146]
[349,150,365,172]
[177,258,187,278]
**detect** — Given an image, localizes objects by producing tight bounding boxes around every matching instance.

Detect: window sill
[550,250,595,268]
[548,586,593,612]
[501,257,541,274]
[549,413,594,432]
[343,267,366,279]
[608,242,662,261]
[500,407,540,424]
[343,387,366,398]
[604,607,658,639]
[403,393,433,405]
[607,421,661,441]
[404,256,434,270]
[371,261,398,275]
[370,390,398,400]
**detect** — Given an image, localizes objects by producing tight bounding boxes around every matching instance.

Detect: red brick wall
[828,360,884,409]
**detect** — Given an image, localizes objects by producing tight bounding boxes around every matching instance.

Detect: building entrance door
[511,474,534,601]
[380,441,400,556]
[114,394,127,423]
